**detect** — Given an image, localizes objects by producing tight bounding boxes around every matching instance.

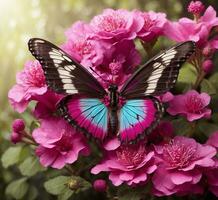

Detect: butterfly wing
[28,38,107,98]
[58,96,108,140]
[120,41,195,98]
[119,98,163,142]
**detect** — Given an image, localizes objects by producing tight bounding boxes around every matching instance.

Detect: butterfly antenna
[89,67,110,84]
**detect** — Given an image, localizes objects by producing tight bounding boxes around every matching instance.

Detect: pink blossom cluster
[8,0,218,197]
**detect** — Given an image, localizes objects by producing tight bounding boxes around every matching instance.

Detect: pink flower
[90,9,143,42]
[91,143,157,186]
[164,6,218,48]
[32,117,90,169]
[152,136,216,196]
[167,90,211,121]
[157,91,174,103]
[96,41,141,87]
[93,179,107,192]
[102,137,121,151]
[62,21,112,67]
[135,11,167,42]
[205,159,218,197]
[188,1,205,15]
[33,91,63,119]
[8,60,47,112]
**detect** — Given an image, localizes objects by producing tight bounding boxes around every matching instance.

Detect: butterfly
[28,38,195,143]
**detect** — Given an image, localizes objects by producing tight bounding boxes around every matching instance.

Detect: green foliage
[44,176,71,195]
[200,79,217,95]
[19,156,46,177]
[44,175,91,200]
[1,146,23,168]
[5,177,29,199]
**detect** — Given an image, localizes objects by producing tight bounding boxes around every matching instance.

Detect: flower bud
[10,132,22,144]
[93,179,107,192]
[12,119,25,132]
[202,45,214,57]
[202,59,214,74]
[188,1,205,16]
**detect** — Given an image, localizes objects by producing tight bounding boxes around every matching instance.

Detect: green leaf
[26,186,38,200]
[209,72,218,90]
[178,64,196,84]
[200,79,216,95]
[1,146,23,168]
[58,188,74,200]
[172,118,192,136]
[44,176,70,195]
[5,177,29,199]
[19,156,45,177]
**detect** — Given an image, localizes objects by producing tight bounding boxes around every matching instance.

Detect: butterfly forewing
[28,38,107,98]
[120,41,195,98]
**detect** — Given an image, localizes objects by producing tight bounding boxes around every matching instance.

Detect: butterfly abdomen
[109,109,119,135]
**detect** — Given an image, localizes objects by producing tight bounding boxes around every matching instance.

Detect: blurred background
[0,0,217,199]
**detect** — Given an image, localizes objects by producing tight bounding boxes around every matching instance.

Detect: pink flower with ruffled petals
[33,117,90,169]
[62,21,112,67]
[91,143,157,186]
[152,136,216,196]
[33,91,63,119]
[164,6,218,48]
[157,91,174,103]
[135,11,167,42]
[167,90,211,121]
[96,41,141,87]
[90,9,144,42]
[8,60,47,112]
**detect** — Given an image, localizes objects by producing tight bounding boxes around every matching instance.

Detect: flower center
[109,61,123,75]
[185,94,204,113]
[73,40,93,56]
[25,63,45,87]
[116,144,146,168]
[56,129,74,153]
[163,140,197,169]
[142,14,155,31]
[97,14,126,32]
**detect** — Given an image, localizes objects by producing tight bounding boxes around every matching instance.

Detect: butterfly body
[28,38,195,142]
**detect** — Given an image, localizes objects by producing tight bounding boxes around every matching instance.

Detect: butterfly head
[108,84,118,92]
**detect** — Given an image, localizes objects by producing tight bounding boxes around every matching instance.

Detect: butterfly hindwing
[28,38,107,98]
[120,41,195,98]
[119,98,163,142]
[58,96,108,140]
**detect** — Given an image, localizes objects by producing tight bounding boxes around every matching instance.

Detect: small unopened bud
[67,179,80,190]
[12,119,25,132]
[202,59,214,74]
[188,1,205,16]
[93,179,107,192]
[10,132,23,144]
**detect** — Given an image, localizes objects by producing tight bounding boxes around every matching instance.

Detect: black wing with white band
[120,41,195,99]
[28,38,107,98]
